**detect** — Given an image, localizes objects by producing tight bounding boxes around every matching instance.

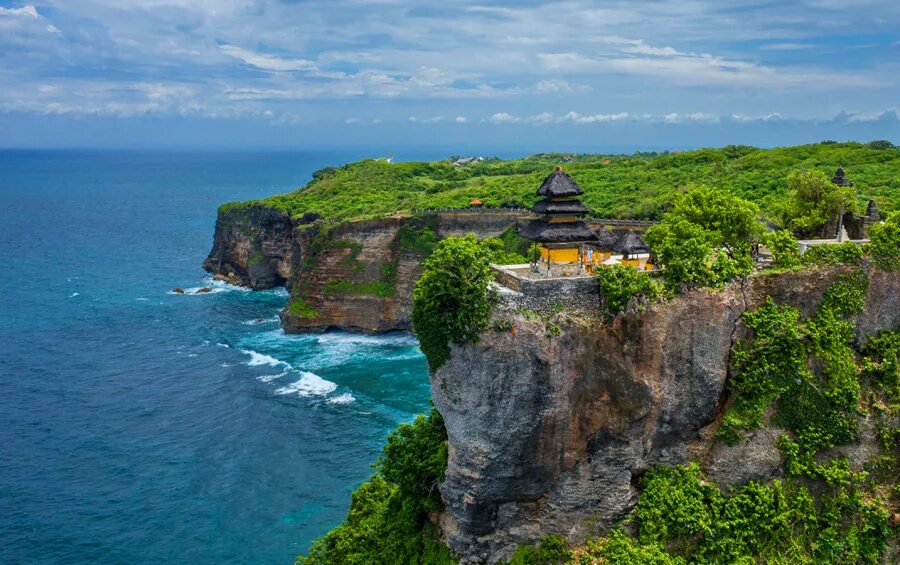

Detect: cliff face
[204,207,526,332]
[202,205,296,289]
[431,267,900,563]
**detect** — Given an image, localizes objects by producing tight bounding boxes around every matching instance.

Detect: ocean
[0,149,451,563]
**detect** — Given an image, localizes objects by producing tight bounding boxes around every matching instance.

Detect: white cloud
[489,112,519,123]
[534,79,589,93]
[454,116,467,123]
[219,45,316,72]
[0,5,39,18]
[622,41,679,56]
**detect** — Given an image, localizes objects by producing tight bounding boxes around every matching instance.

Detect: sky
[0,0,898,151]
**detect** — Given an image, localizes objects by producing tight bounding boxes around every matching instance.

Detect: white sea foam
[257,370,288,383]
[240,349,286,367]
[173,277,252,296]
[69,292,79,298]
[136,297,149,301]
[274,372,337,397]
[327,392,356,405]
[242,316,280,326]
[216,343,230,348]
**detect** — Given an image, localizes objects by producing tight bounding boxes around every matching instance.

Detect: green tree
[300,409,453,565]
[412,235,495,372]
[868,211,900,271]
[780,170,856,238]
[597,264,664,315]
[645,186,762,292]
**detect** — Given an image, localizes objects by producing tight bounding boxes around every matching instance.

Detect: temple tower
[519,167,598,275]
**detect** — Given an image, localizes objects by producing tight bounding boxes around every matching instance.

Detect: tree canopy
[221,142,899,224]
[645,186,762,291]
[412,235,496,372]
[779,169,857,238]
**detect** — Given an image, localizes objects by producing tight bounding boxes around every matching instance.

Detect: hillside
[221,142,899,223]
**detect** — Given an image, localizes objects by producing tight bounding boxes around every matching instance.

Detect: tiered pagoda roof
[520,167,598,244]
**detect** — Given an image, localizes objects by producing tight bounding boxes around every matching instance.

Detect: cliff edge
[431,266,899,563]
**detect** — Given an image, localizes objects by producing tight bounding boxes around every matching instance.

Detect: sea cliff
[432,266,899,563]
[203,207,526,333]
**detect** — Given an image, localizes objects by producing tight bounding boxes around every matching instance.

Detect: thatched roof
[531,199,590,215]
[613,232,650,255]
[592,229,619,250]
[519,219,599,243]
[536,167,584,197]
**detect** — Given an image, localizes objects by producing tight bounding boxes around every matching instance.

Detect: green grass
[223,143,900,223]
[287,297,318,318]
[323,279,395,298]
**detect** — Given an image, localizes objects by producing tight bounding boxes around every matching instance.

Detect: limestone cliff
[431,267,900,563]
[203,207,526,333]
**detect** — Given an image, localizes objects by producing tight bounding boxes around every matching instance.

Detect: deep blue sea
[0,149,455,564]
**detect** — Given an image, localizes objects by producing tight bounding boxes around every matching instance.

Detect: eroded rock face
[432,267,900,563]
[202,205,295,289]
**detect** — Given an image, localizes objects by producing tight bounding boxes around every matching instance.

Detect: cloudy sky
[0,0,898,150]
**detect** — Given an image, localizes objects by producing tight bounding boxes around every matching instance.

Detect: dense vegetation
[596,264,664,315]
[412,235,498,372]
[221,142,899,224]
[299,408,453,565]
[779,169,857,238]
[645,186,762,292]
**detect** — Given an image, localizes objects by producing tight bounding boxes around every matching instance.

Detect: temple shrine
[519,167,598,275]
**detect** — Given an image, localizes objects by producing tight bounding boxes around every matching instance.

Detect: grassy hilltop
[223,141,899,223]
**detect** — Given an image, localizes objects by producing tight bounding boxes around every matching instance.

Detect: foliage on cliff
[596,264,664,315]
[412,235,497,372]
[299,408,453,565]
[719,271,875,475]
[219,142,899,223]
[869,211,900,271]
[645,187,762,291]
[586,463,889,565]
[512,461,891,564]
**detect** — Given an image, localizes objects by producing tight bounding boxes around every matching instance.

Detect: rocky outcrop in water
[431,267,900,563]
[203,204,295,289]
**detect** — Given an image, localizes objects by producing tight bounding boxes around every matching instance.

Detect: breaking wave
[274,372,337,397]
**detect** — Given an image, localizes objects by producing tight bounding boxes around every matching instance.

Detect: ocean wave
[69,292,79,298]
[274,372,337,397]
[314,333,420,348]
[240,349,287,368]
[257,370,288,383]
[326,392,356,405]
[242,316,280,326]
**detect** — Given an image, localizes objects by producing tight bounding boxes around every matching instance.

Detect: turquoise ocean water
[0,149,454,563]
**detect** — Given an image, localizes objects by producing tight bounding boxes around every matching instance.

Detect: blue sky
[0,0,898,150]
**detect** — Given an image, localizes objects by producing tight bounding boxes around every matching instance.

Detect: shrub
[762,229,800,268]
[412,235,496,372]
[868,211,900,271]
[504,534,572,565]
[596,264,663,315]
[800,241,864,267]
[300,408,451,564]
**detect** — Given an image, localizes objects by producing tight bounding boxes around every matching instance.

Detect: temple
[519,167,598,275]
